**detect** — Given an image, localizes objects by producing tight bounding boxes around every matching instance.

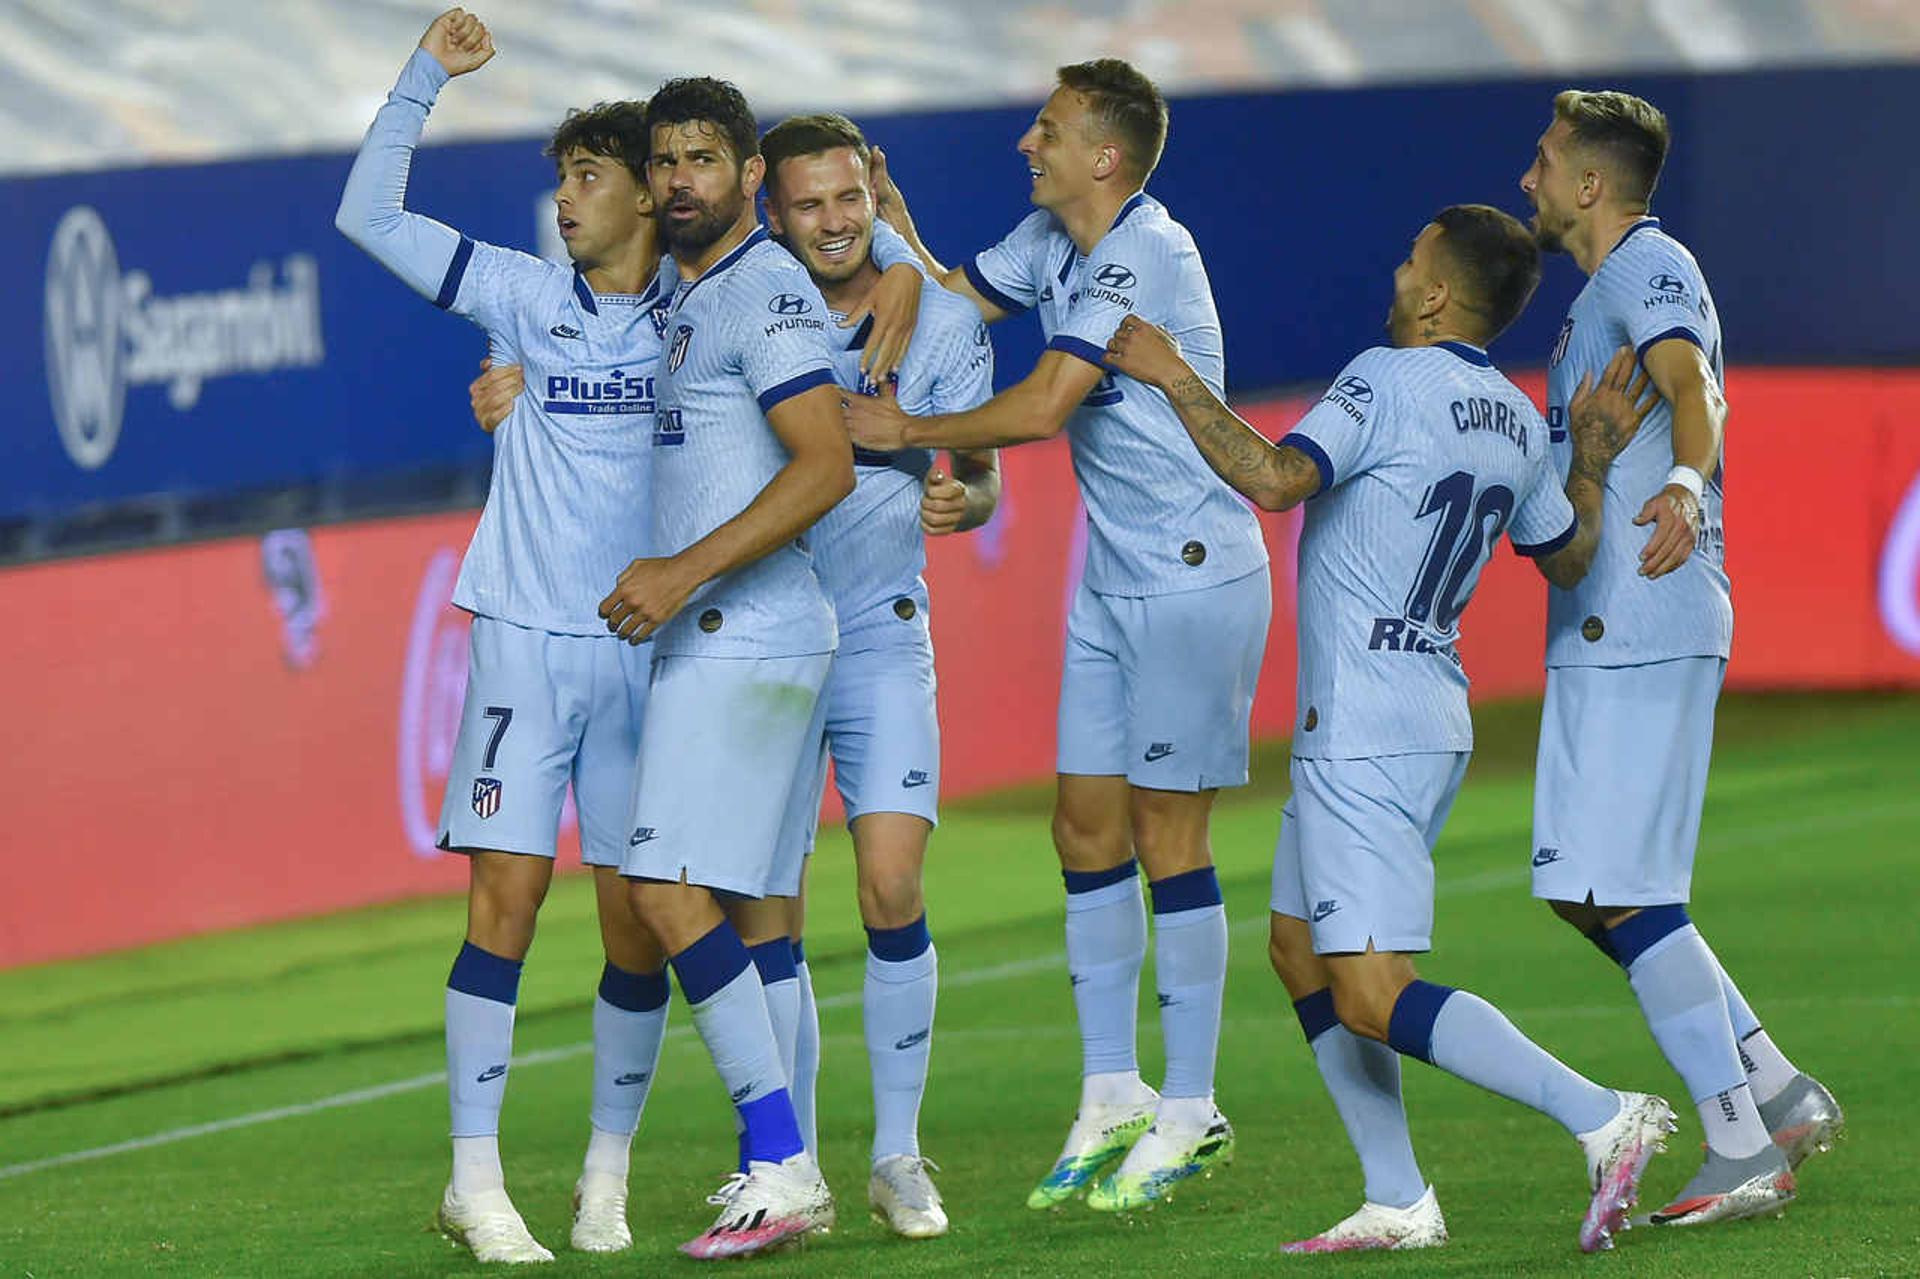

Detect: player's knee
[857,869,924,931]
[1266,919,1314,988]
[1050,804,1126,868]
[1546,897,1600,932]
[1328,975,1394,1043]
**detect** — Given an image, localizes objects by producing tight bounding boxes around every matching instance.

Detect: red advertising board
[4,369,1919,966]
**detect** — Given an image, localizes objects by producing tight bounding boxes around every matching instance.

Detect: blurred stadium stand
[2,0,1917,172]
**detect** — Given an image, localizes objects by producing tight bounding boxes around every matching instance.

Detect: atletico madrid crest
[472,777,503,819]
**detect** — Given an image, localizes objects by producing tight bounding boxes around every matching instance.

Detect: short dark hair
[1553,89,1671,206]
[1057,59,1168,182]
[545,101,650,180]
[760,113,870,194]
[644,77,758,168]
[1431,204,1542,343]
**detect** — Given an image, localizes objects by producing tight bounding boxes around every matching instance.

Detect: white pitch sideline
[0,949,1068,1183]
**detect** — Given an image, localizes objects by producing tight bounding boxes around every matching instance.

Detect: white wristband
[1665,465,1705,501]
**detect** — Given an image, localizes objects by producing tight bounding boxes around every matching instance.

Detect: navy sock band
[1386,980,1457,1063]
[598,961,669,1012]
[866,914,933,962]
[1148,866,1223,914]
[1062,859,1138,895]
[748,938,798,985]
[791,939,807,965]
[1583,923,1626,970]
[1606,904,1691,968]
[1293,987,1339,1043]
[448,941,522,1005]
[671,922,751,1005]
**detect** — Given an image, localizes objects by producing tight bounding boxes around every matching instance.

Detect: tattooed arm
[1104,316,1322,512]
[1536,345,1660,588]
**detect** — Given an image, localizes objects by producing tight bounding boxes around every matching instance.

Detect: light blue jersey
[1284,343,1576,759]
[811,283,993,648]
[335,49,660,635]
[648,229,839,657]
[966,193,1266,597]
[1545,218,1730,667]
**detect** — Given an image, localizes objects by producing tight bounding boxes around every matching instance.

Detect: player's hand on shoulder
[469,359,524,433]
[846,264,921,380]
[920,466,968,536]
[1103,314,1183,390]
[600,557,699,644]
[420,7,496,77]
[843,378,909,452]
[1633,484,1700,579]
[1568,345,1658,469]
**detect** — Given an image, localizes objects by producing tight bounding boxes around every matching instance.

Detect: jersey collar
[1610,216,1662,255]
[1435,340,1492,367]
[571,270,666,315]
[672,224,770,307]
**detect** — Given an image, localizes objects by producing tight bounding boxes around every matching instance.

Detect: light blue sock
[589,962,670,1141]
[791,941,821,1156]
[1063,861,1145,1079]
[1609,907,1767,1157]
[1388,980,1619,1136]
[1295,989,1425,1210]
[865,917,937,1161]
[749,939,801,1088]
[446,941,521,1139]
[671,921,804,1166]
[1148,868,1227,1100]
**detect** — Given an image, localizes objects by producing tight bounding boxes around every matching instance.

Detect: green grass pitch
[2,693,1916,1277]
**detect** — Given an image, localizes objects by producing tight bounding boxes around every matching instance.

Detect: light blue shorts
[436,615,651,867]
[621,652,831,898]
[1270,752,1470,955]
[812,632,942,828]
[1056,568,1270,790]
[1531,657,1726,907]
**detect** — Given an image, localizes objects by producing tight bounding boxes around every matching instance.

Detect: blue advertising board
[2,62,1911,528]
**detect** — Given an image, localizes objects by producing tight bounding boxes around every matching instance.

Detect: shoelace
[705,1171,750,1208]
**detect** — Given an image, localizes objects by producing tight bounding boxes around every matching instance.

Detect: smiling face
[764,145,878,297]
[647,119,761,260]
[1518,116,1583,254]
[1016,86,1110,212]
[552,147,651,268]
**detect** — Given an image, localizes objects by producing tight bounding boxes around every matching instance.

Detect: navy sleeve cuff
[1278,431,1335,494]
[756,367,836,414]
[1635,325,1703,364]
[1514,512,1580,558]
[433,235,475,310]
[1046,333,1109,368]
[963,259,1030,316]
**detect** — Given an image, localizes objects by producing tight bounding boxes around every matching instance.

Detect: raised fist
[420,7,496,77]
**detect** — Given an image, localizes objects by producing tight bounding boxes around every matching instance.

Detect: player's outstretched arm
[869,147,1009,324]
[846,352,1091,453]
[1536,346,1659,588]
[920,450,1002,535]
[600,385,853,644]
[1632,337,1725,579]
[334,8,495,298]
[1104,315,1319,512]
[842,263,923,381]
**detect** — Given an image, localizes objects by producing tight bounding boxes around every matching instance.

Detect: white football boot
[680,1151,834,1260]
[1575,1091,1677,1252]
[568,1170,631,1253]
[1279,1185,1447,1254]
[869,1154,949,1239]
[436,1185,555,1264]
